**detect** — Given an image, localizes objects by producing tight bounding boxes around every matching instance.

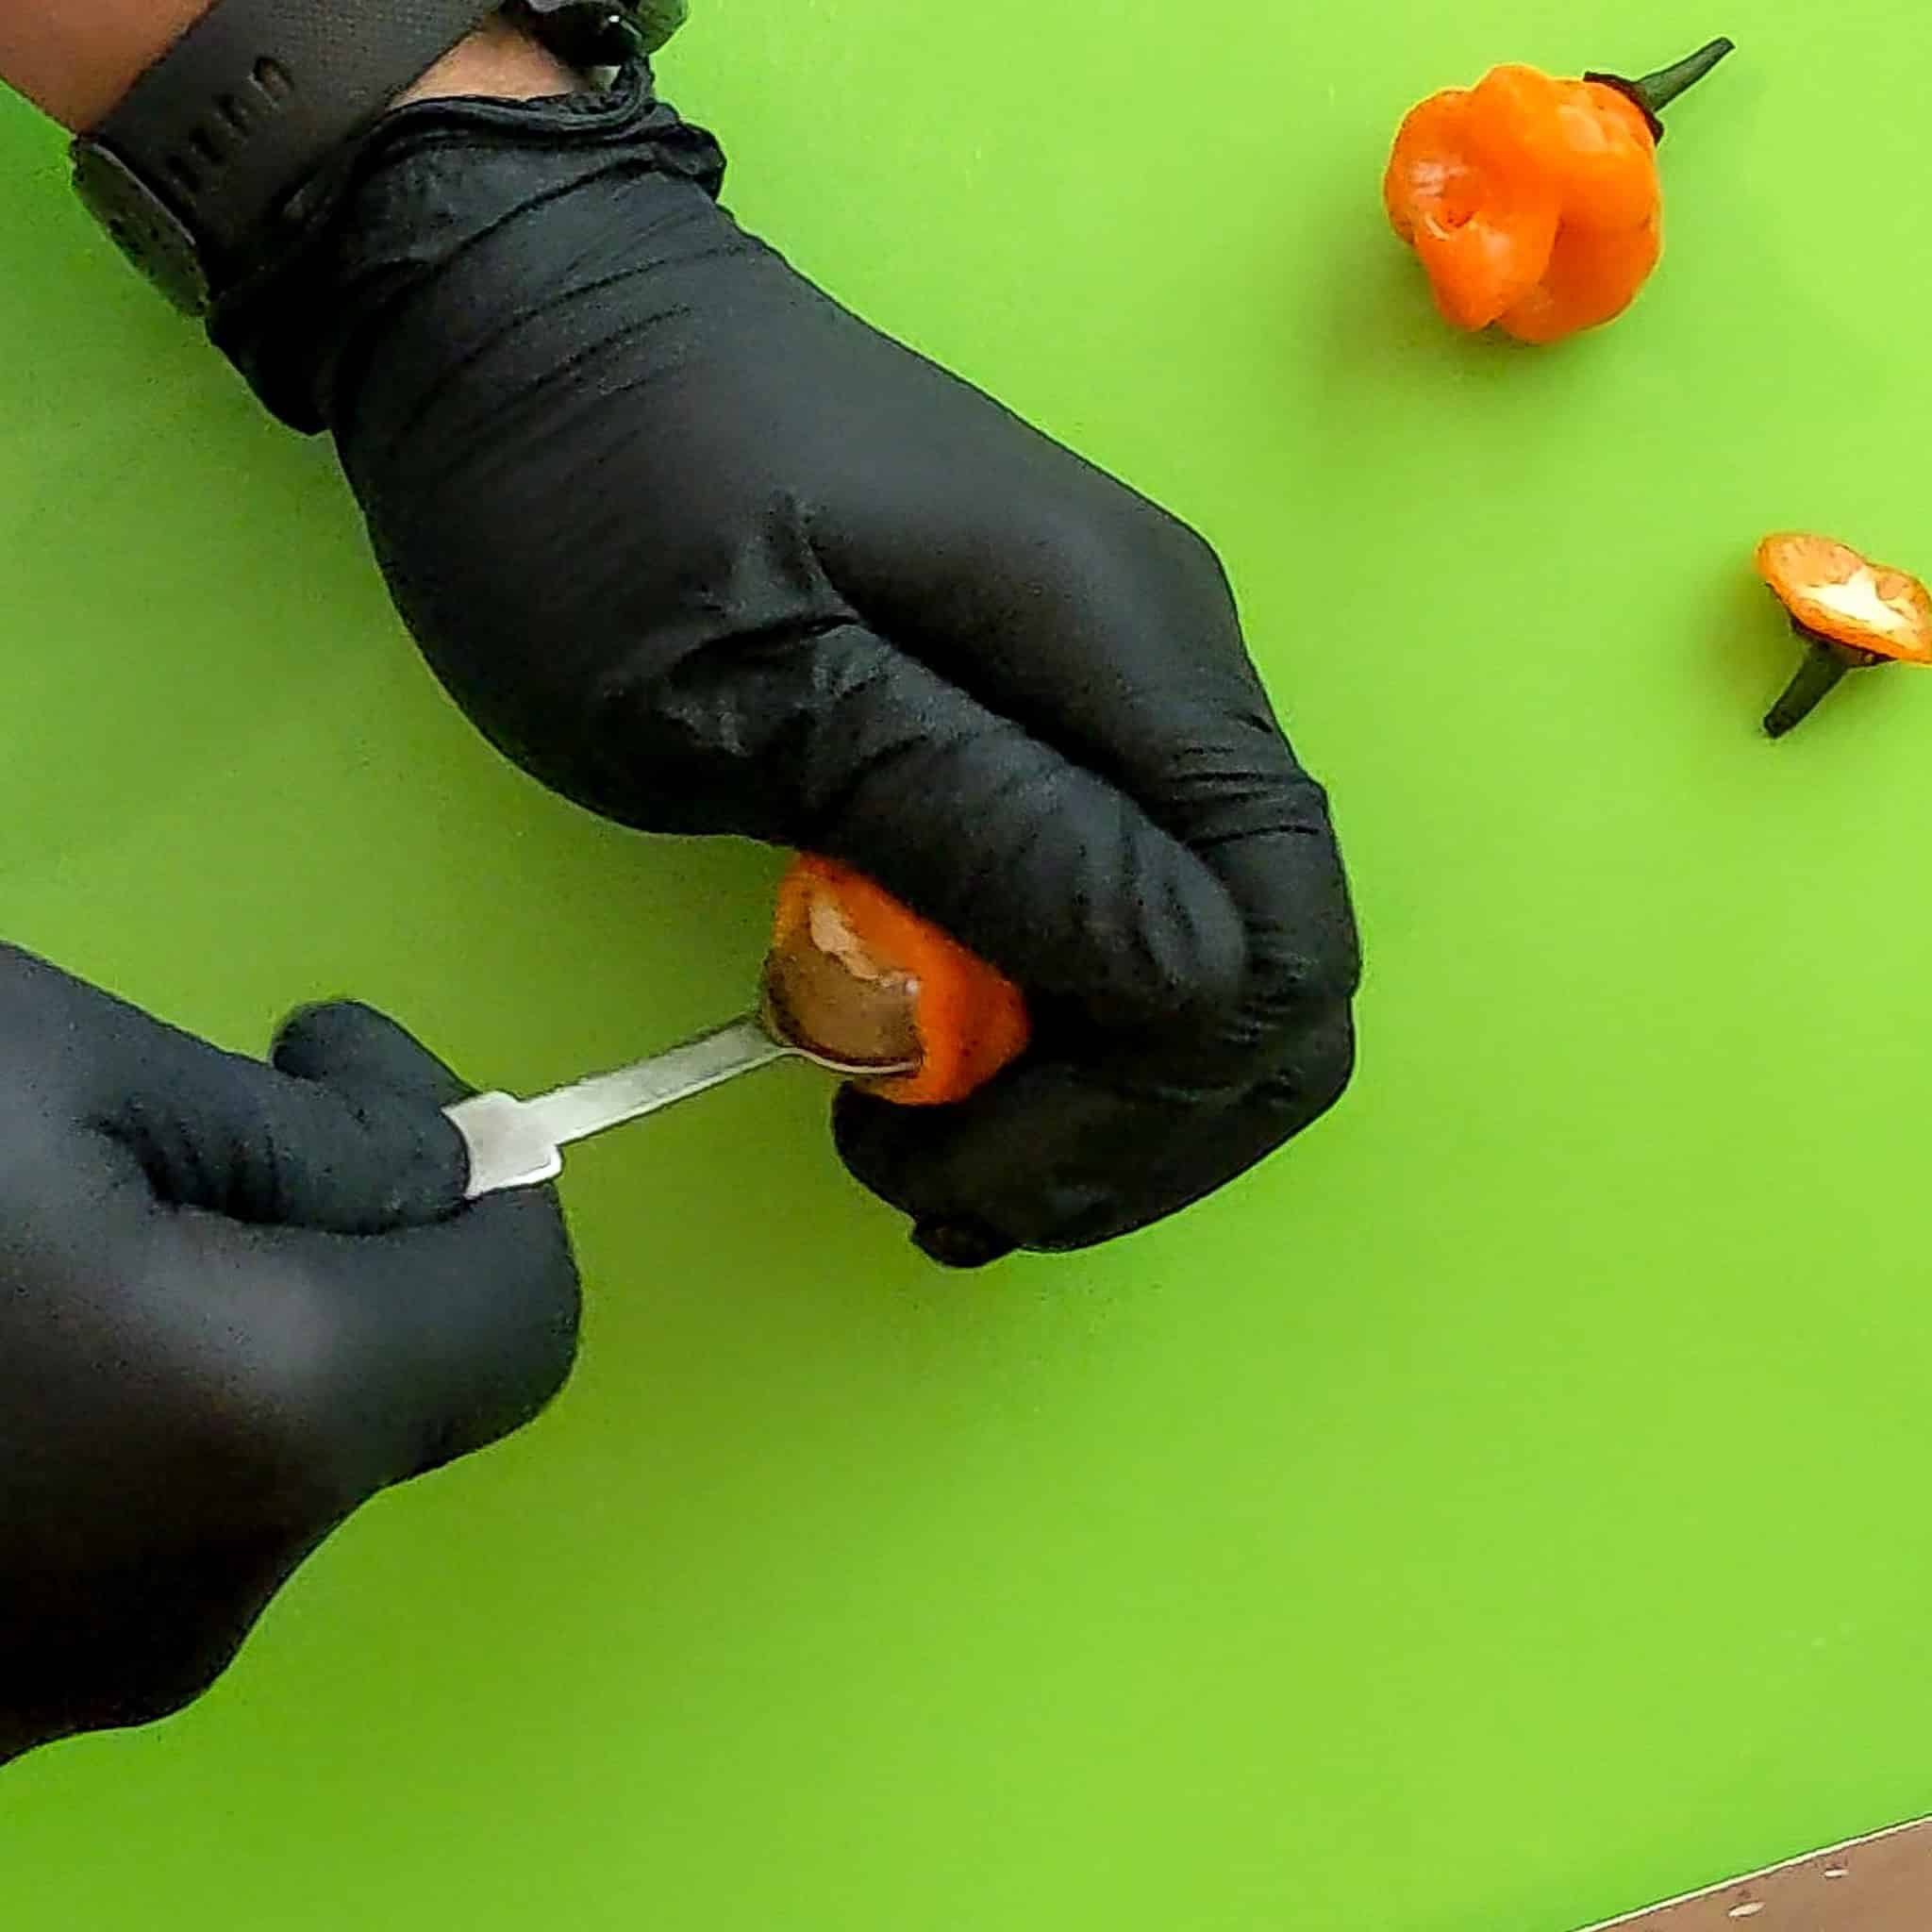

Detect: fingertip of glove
[913,1219,1017,1271]
[261,1001,475,1230]
[272,1000,469,1108]
[271,1000,383,1073]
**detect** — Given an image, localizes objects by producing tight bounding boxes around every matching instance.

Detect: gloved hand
[215,64,1360,1264]
[0,947,578,1765]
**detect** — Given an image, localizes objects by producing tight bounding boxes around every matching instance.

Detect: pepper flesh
[770,857,1030,1107]
[1756,535,1932,666]
[1385,63,1665,341]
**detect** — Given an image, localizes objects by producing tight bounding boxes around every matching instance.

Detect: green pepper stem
[1764,634,1857,740]
[1587,37,1735,141]
[1634,37,1736,114]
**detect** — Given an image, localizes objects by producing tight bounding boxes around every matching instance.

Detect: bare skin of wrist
[0,6,575,132]
[401,15,579,106]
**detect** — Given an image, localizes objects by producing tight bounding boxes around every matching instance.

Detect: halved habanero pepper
[768,856,1031,1106]
[1385,38,1733,343]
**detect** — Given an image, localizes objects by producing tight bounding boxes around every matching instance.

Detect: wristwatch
[70,0,650,318]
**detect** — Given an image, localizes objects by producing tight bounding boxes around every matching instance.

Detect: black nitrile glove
[215,66,1359,1264]
[0,948,578,1764]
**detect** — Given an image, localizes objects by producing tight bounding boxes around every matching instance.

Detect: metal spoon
[447,974,919,1200]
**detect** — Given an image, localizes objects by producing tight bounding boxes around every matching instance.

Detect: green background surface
[1,2,1926,1926]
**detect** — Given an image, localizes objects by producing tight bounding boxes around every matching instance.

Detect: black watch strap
[73,0,502,316]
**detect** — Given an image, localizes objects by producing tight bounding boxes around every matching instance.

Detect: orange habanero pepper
[1385,37,1733,343]
[770,856,1031,1107]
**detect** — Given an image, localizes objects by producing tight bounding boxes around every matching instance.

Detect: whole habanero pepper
[1385,37,1733,343]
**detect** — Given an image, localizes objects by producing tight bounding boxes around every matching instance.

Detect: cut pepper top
[1756,534,1932,666]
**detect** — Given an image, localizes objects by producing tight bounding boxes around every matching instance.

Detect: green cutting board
[2,3,1928,1927]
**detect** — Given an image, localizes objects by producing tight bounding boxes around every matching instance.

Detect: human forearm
[0,0,219,128]
[0,4,571,131]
